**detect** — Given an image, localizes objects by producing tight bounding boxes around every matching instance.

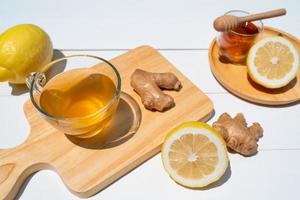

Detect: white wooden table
[1,0,300,199]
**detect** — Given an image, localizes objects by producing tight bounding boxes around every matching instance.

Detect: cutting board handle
[0,147,50,200]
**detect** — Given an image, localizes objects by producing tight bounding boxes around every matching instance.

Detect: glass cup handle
[25,72,47,94]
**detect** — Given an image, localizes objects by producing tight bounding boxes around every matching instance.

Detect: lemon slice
[161,122,228,188]
[247,36,299,88]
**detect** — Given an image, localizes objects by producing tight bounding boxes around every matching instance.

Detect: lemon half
[161,122,228,188]
[247,36,299,88]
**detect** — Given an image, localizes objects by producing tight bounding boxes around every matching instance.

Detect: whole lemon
[0,24,53,84]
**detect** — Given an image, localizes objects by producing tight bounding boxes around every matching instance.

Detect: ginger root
[212,113,263,156]
[130,69,182,111]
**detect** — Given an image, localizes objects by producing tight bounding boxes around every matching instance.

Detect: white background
[1,0,300,199]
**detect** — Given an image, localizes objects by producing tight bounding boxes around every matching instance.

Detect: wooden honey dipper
[214,8,287,32]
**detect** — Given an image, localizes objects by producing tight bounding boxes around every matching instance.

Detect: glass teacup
[26,55,122,138]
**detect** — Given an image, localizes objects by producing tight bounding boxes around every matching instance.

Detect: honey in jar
[217,21,261,63]
[216,10,263,63]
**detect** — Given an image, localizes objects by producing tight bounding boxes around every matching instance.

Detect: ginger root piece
[130,69,182,111]
[212,113,263,156]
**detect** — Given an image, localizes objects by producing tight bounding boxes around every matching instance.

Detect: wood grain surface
[209,26,300,105]
[0,45,213,199]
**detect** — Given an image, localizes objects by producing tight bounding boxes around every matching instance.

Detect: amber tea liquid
[217,21,260,63]
[40,68,118,137]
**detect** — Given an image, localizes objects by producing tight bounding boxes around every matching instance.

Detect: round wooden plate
[209,26,300,105]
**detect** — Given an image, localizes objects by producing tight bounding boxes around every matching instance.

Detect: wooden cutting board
[209,26,300,105]
[0,45,213,199]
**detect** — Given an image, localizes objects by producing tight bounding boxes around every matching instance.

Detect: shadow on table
[10,49,66,96]
[14,172,36,200]
[202,161,232,190]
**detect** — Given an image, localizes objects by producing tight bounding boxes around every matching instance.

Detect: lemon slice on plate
[247,36,299,88]
[161,122,228,188]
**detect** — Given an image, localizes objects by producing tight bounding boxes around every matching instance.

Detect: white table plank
[1,93,300,150]
[1,0,299,49]
[0,50,225,96]
[16,150,300,200]
[1,50,299,149]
